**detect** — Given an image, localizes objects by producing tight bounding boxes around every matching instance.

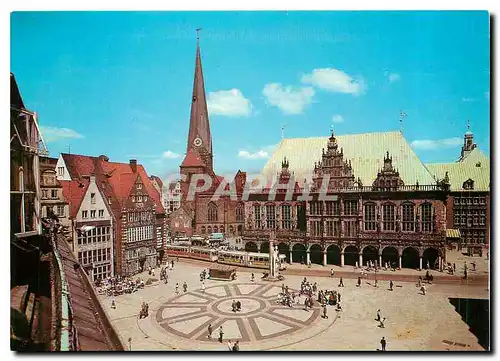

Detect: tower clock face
[193,137,203,147]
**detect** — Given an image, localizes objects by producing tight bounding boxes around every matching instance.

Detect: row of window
[82,209,105,219]
[125,247,156,260]
[254,204,292,229]
[41,189,58,199]
[311,200,358,216]
[126,225,154,243]
[77,226,111,245]
[132,194,149,203]
[43,205,65,217]
[462,230,487,244]
[78,247,111,265]
[364,203,433,232]
[127,211,153,223]
[454,197,487,205]
[208,202,245,222]
[454,215,486,227]
[92,264,111,282]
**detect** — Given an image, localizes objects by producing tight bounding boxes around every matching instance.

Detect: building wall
[73,176,114,281]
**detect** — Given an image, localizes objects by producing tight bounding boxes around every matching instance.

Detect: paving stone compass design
[155,283,321,343]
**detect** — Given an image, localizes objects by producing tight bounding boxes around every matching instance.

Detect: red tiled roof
[60,180,88,218]
[149,175,163,189]
[181,149,205,168]
[138,165,165,213]
[60,153,165,215]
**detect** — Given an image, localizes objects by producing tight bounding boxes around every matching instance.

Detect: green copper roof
[261,131,437,186]
[426,148,490,192]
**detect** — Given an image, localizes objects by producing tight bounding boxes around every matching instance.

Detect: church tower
[459,120,477,161]
[184,34,213,173]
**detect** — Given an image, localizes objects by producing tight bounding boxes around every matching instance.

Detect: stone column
[419,256,423,271]
[323,251,327,266]
[341,252,345,267]
[306,251,311,265]
[438,255,442,271]
[359,253,363,268]
[289,250,293,264]
[398,255,402,269]
[378,254,382,268]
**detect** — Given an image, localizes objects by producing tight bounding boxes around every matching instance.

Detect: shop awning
[446,229,461,238]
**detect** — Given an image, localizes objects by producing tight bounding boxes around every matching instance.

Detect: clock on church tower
[193,137,203,147]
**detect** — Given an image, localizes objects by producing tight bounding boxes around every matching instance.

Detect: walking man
[201,282,206,292]
[339,277,344,287]
[219,326,224,343]
[322,303,328,319]
[183,282,188,293]
[357,276,361,287]
[330,269,334,277]
[207,323,212,339]
[376,309,381,322]
[389,280,394,291]
[380,337,387,351]
[175,283,179,295]
[379,317,386,328]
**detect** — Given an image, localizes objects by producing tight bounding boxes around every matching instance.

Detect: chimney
[130,159,137,173]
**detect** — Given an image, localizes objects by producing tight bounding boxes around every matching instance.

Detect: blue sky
[11,11,490,180]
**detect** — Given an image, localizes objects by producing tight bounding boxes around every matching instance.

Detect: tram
[190,246,218,262]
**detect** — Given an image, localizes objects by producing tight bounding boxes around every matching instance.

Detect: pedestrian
[227,340,232,351]
[322,303,328,319]
[330,269,334,277]
[337,293,341,303]
[183,282,188,292]
[389,280,393,291]
[453,263,456,273]
[380,337,386,351]
[152,268,155,277]
[376,309,381,321]
[379,317,386,328]
[232,340,240,351]
[357,276,361,287]
[421,284,426,295]
[339,277,344,287]
[303,298,309,312]
[472,261,476,271]
[111,299,116,309]
[175,283,179,294]
[219,326,224,343]
[201,282,206,292]
[165,273,169,284]
[207,323,212,339]
[251,273,255,282]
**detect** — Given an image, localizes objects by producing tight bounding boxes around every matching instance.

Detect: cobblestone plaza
[100,261,486,351]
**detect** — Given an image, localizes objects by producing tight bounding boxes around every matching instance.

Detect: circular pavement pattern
[144,282,336,350]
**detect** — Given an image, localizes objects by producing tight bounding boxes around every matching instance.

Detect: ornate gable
[311,130,356,191]
[372,151,404,191]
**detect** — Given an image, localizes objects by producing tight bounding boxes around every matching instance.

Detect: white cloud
[388,73,401,83]
[238,150,270,159]
[331,114,344,123]
[301,68,365,95]
[411,137,462,150]
[262,83,315,115]
[207,89,252,117]
[162,150,181,159]
[462,97,475,102]
[40,126,84,143]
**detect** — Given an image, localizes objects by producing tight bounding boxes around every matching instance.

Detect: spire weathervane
[196,28,202,42]
[467,119,471,132]
[399,110,407,133]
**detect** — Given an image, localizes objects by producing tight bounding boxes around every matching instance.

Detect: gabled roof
[149,175,163,189]
[10,73,25,109]
[60,180,89,218]
[261,131,437,186]
[181,148,205,168]
[60,153,166,214]
[426,148,490,192]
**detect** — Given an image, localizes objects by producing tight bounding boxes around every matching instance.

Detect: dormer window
[91,193,96,204]
[463,179,475,190]
[138,195,142,202]
[58,167,64,176]
[137,184,142,189]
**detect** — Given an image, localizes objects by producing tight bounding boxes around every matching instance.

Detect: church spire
[186,30,213,170]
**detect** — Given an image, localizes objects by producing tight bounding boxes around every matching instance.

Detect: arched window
[421,203,432,232]
[254,204,261,228]
[266,204,276,228]
[382,203,395,231]
[229,225,234,234]
[220,225,225,234]
[364,203,376,231]
[208,202,218,222]
[201,226,206,234]
[207,226,212,234]
[281,204,291,229]
[236,203,244,222]
[402,203,415,232]
[213,225,218,233]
